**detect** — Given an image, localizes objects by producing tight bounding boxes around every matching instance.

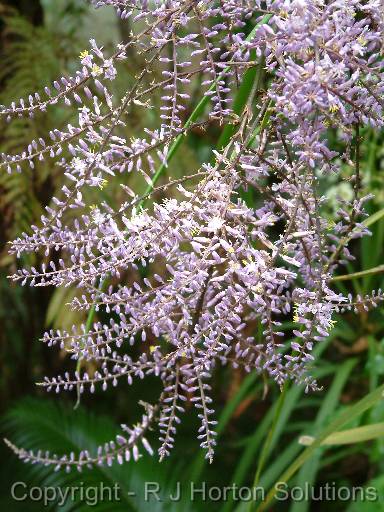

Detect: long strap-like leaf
[256,382,384,511]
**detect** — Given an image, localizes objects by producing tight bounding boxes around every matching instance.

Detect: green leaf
[256,382,384,512]
[2,398,192,512]
[299,422,384,446]
[331,264,384,282]
[289,359,357,512]
[238,334,338,512]
[363,207,384,228]
[224,366,335,512]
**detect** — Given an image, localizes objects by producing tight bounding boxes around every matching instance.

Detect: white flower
[207,216,224,232]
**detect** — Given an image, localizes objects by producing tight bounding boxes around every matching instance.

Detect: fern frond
[3,398,192,511]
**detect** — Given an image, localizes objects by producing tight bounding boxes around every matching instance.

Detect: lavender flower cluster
[4,0,384,470]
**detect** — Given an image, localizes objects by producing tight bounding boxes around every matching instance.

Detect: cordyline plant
[3,0,384,471]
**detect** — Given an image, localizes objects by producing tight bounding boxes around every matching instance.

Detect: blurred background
[1,1,384,510]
